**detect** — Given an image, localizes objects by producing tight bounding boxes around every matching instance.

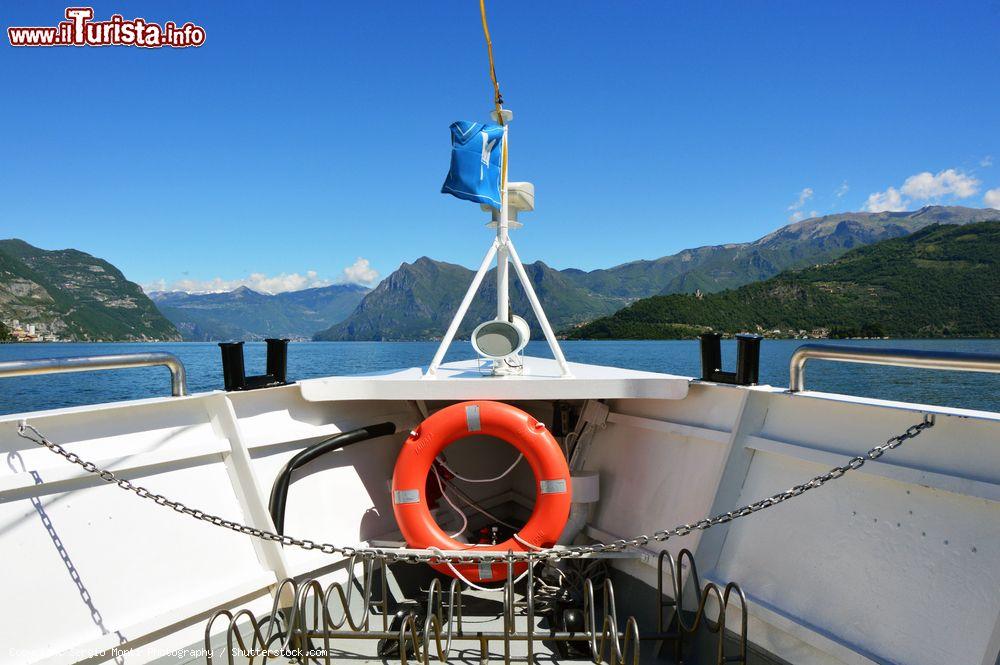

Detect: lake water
[0,339,998,416]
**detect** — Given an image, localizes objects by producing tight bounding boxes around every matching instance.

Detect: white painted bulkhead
[581,383,1000,665]
[0,357,996,665]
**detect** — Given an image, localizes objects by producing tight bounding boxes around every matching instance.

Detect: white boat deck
[299,356,690,402]
[1,353,997,665]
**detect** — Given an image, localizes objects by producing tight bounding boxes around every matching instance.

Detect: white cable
[443,480,520,531]
[562,430,577,459]
[432,464,468,539]
[429,468,542,590]
[437,470,544,552]
[513,533,545,551]
[437,453,523,483]
[444,483,542,547]
[441,479,544,554]
[436,465,544,555]
[427,546,531,592]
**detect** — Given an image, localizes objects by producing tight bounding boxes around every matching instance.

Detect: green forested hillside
[567,221,1000,339]
[0,239,181,341]
[567,205,996,298]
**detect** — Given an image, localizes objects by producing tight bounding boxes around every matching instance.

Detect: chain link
[15,414,934,564]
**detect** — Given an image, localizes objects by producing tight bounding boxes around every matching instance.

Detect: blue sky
[2,1,999,293]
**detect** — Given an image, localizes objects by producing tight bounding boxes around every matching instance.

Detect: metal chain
[15,414,934,564]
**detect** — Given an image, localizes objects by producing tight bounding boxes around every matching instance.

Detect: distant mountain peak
[315,206,999,341]
[153,281,370,341]
[569,220,1000,340]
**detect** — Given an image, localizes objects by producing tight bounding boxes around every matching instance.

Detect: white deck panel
[298,356,690,402]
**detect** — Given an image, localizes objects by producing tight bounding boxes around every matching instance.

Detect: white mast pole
[425,239,499,376]
[496,121,510,322]
[427,107,571,378]
[506,239,572,377]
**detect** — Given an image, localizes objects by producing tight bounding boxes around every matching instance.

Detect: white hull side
[0,358,996,664]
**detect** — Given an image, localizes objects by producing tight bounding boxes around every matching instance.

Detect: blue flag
[441,120,505,209]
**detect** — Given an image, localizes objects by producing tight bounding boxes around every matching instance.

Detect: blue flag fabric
[441,121,505,209]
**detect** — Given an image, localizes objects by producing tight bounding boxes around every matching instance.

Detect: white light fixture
[471,316,530,361]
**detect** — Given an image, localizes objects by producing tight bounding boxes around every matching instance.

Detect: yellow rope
[479,0,504,124]
[479,0,509,194]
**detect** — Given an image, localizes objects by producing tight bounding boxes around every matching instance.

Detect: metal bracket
[218,339,291,391]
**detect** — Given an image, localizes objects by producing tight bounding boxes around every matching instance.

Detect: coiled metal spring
[204,552,642,665]
[204,549,744,665]
[653,549,747,664]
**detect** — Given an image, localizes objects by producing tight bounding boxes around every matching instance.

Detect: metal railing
[0,353,188,396]
[789,344,1000,393]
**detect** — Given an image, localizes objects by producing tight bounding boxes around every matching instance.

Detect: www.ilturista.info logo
[8,7,206,48]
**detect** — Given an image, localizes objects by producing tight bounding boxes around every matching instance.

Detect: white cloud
[864,186,906,213]
[835,181,849,197]
[142,278,169,292]
[863,168,980,213]
[981,156,993,168]
[340,257,380,285]
[787,187,814,221]
[143,271,334,294]
[144,258,381,294]
[985,188,1000,210]
[900,169,979,199]
[788,187,814,210]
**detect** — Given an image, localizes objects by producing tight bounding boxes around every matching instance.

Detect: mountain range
[314,256,626,341]
[0,239,180,341]
[568,221,1000,339]
[316,206,997,340]
[4,206,997,342]
[149,283,368,341]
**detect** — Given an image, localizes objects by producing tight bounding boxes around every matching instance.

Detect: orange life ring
[391,400,572,582]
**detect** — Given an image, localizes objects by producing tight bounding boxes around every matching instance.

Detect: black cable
[268,421,396,535]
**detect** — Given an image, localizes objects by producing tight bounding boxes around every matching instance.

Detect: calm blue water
[0,339,998,415]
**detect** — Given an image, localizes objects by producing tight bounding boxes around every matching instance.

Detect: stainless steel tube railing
[0,353,188,396]
[789,344,1000,392]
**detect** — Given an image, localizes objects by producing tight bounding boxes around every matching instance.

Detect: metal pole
[0,352,188,396]
[426,240,500,376]
[496,125,510,322]
[789,343,1000,392]
[506,240,572,377]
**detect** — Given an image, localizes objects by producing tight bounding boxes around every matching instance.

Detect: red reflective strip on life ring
[391,400,572,582]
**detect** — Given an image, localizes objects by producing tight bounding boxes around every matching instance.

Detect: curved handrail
[789,344,1000,393]
[0,352,188,397]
